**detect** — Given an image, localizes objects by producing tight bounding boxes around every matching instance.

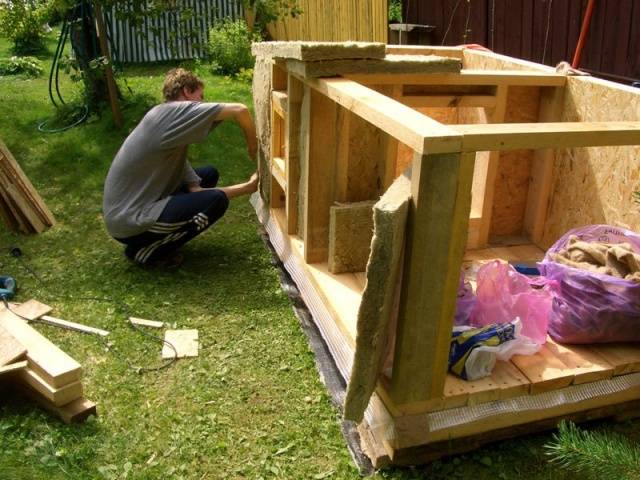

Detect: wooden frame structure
[252,43,640,466]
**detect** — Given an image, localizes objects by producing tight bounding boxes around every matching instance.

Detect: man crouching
[103,68,258,267]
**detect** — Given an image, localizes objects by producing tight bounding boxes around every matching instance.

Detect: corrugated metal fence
[267,0,388,42]
[106,0,243,63]
[402,0,640,83]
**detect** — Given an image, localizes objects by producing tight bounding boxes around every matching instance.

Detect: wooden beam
[454,121,640,152]
[400,94,497,109]
[0,308,82,388]
[390,151,475,406]
[0,360,27,376]
[377,84,403,190]
[345,70,567,87]
[271,156,286,189]
[18,368,83,406]
[13,382,96,424]
[301,87,339,263]
[472,84,508,249]
[0,324,26,366]
[302,76,462,155]
[93,1,123,129]
[523,86,565,246]
[285,74,303,235]
[271,90,288,117]
[38,315,109,337]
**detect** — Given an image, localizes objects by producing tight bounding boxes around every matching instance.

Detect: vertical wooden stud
[524,86,565,246]
[473,84,508,249]
[390,151,475,407]
[301,88,339,263]
[286,74,303,235]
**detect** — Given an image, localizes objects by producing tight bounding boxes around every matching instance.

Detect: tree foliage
[0,0,52,54]
[546,421,640,480]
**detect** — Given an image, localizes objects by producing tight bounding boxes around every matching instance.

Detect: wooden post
[285,74,303,234]
[474,85,508,248]
[300,87,339,263]
[93,1,123,129]
[389,151,475,407]
[524,86,565,246]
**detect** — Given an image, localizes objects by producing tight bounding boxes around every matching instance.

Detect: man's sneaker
[145,251,184,269]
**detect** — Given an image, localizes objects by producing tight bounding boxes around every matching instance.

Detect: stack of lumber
[0,304,96,423]
[0,139,55,233]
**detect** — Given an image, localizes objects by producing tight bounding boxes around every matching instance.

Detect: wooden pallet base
[361,398,640,467]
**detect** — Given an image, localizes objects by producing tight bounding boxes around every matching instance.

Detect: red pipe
[572,0,597,69]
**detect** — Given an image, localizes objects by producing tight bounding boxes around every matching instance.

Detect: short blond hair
[162,68,204,101]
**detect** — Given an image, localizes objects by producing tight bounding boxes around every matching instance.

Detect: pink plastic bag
[469,260,552,344]
[454,271,476,326]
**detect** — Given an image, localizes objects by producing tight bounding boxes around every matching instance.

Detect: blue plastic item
[0,276,16,300]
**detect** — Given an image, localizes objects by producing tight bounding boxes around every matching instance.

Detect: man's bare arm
[215,103,257,162]
[217,172,258,199]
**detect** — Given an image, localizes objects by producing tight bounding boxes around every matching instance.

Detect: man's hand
[247,172,258,192]
[217,171,259,199]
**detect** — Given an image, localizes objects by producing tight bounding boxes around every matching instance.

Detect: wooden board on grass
[0,308,82,388]
[0,324,26,366]
[14,382,96,423]
[0,360,27,376]
[11,299,53,321]
[18,368,83,406]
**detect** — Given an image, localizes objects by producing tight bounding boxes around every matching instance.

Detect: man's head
[163,68,204,102]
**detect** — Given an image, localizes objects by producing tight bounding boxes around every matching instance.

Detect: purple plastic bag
[539,225,640,344]
[454,271,476,326]
[469,260,551,344]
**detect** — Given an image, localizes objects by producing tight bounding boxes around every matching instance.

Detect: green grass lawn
[1,30,637,480]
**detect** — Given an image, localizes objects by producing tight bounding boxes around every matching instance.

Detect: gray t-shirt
[103,101,223,238]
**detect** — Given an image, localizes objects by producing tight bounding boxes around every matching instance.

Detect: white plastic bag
[450,318,540,381]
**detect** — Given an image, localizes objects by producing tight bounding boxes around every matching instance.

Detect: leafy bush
[0,55,43,77]
[235,67,254,83]
[389,0,403,23]
[241,0,302,33]
[207,19,258,76]
[0,0,51,54]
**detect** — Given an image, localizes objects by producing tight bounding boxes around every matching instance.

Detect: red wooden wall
[402,0,640,84]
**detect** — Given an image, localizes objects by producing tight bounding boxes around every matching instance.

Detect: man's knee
[206,189,229,217]
[197,166,219,188]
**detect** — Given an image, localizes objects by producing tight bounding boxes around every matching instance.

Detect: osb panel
[490,87,540,236]
[542,77,640,247]
[463,50,640,247]
[341,113,384,202]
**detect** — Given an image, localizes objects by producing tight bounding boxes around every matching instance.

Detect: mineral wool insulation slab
[286,54,463,78]
[251,41,386,61]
